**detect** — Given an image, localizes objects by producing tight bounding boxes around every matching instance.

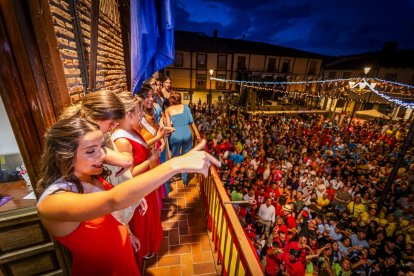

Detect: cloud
[175,0,414,55]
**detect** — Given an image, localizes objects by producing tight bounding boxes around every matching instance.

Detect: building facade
[323,44,414,120]
[166,30,325,106]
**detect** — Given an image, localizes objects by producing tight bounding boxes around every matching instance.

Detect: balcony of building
[142,169,263,276]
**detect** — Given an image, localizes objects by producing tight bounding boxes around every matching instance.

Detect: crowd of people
[192,100,414,276]
[35,70,414,275]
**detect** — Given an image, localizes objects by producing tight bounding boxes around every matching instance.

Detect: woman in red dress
[37,115,218,275]
[112,92,166,267]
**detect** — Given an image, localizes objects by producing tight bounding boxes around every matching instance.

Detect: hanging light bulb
[359,81,367,89]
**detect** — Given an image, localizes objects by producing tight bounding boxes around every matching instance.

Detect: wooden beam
[68,0,89,93]
[118,0,131,90]
[89,0,100,91]
[27,0,71,112]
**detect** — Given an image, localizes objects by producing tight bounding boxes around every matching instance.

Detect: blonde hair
[60,90,125,121]
[116,91,143,114]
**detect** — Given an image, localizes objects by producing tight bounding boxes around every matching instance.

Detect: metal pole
[348,100,358,129]
[208,78,212,113]
[377,118,414,211]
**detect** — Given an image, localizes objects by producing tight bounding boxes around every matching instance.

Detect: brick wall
[48,0,127,103]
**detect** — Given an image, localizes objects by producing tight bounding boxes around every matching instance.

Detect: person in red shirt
[282,204,297,231]
[272,165,284,183]
[266,183,280,203]
[256,187,267,206]
[272,227,289,251]
[281,242,306,276]
[275,195,288,217]
[265,241,284,276]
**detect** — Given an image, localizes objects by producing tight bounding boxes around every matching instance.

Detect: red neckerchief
[97,176,113,191]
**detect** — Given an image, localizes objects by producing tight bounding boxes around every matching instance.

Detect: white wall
[0,97,20,155]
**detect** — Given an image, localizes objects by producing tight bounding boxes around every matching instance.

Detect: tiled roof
[325,49,414,70]
[175,30,326,59]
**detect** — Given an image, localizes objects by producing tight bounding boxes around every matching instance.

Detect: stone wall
[48,0,127,103]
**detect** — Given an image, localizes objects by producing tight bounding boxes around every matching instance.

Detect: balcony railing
[199,169,263,276]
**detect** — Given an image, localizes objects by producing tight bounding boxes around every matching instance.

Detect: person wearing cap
[282,204,297,231]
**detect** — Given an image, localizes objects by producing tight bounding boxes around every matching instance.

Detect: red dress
[55,177,140,276]
[113,129,163,269]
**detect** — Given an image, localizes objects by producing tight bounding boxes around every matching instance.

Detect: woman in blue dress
[165,92,201,185]
[146,78,171,195]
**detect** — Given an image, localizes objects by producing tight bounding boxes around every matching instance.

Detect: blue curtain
[130,0,175,94]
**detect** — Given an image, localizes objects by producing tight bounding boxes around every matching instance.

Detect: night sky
[175,0,414,56]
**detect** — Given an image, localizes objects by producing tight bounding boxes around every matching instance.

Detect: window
[196,74,207,89]
[218,54,227,70]
[384,73,398,81]
[197,53,207,68]
[343,72,352,78]
[174,52,183,67]
[281,59,290,73]
[308,60,317,75]
[216,74,226,89]
[0,97,35,213]
[267,58,276,73]
[328,71,336,79]
[237,56,246,70]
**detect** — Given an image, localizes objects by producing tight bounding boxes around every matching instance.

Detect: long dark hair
[37,117,100,194]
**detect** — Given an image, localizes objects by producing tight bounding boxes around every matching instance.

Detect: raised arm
[38,140,219,231]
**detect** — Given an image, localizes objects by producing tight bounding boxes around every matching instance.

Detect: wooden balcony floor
[143,177,220,276]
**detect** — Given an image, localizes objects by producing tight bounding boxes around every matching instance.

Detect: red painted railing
[199,167,263,275]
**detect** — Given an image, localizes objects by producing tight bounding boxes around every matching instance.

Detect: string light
[210,77,357,85]
[372,78,414,89]
[366,82,414,109]
[211,76,414,109]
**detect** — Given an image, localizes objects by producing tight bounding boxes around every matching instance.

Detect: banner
[131,0,175,93]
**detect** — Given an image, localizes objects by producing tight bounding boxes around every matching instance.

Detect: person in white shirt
[243,189,256,202]
[330,176,344,191]
[263,161,271,181]
[256,198,276,237]
[249,157,259,170]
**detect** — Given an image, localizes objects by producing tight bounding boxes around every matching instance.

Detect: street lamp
[208,69,214,112]
[348,67,375,127]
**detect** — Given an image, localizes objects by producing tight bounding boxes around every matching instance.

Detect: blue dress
[153,102,170,195]
[169,105,194,184]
